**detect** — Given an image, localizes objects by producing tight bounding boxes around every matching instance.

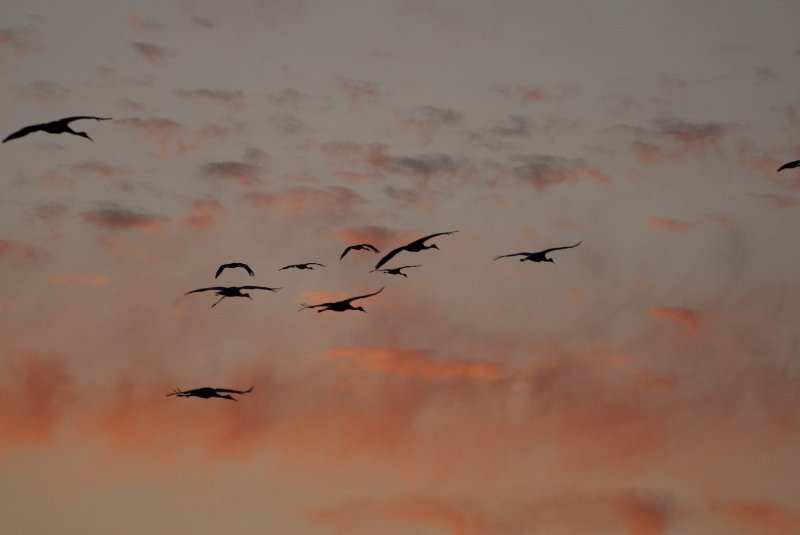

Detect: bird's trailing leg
[211,295,226,308]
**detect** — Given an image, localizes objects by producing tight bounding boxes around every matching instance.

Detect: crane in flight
[298,287,384,313]
[215,262,255,278]
[374,231,457,270]
[167,386,253,401]
[340,243,379,260]
[494,241,582,263]
[3,116,112,143]
[279,262,325,271]
[185,285,281,307]
[374,265,421,278]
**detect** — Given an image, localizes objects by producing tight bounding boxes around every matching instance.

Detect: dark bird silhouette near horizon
[215,262,255,278]
[279,262,325,271]
[340,243,379,260]
[374,265,421,277]
[3,116,112,143]
[374,231,458,270]
[185,285,281,307]
[494,241,582,263]
[777,159,800,172]
[298,287,384,313]
[167,386,254,400]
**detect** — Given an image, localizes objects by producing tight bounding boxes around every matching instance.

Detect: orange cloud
[68,160,128,177]
[201,161,262,188]
[721,501,800,535]
[510,154,610,192]
[334,225,398,247]
[648,306,700,333]
[47,273,110,288]
[749,193,799,209]
[116,117,228,158]
[327,347,506,381]
[0,354,76,454]
[397,105,463,145]
[336,77,380,110]
[245,186,364,223]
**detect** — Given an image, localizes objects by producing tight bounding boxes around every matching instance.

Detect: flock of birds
[5,116,798,401]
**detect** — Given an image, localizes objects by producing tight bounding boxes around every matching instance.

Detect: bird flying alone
[340,243,380,260]
[3,116,112,143]
[279,262,325,271]
[494,241,582,263]
[215,262,255,278]
[777,159,800,172]
[185,285,281,307]
[374,231,458,271]
[167,386,253,401]
[298,287,384,313]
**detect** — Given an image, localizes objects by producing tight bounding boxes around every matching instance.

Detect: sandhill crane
[215,262,255,278]
[340,243,379,260]
[778,159,800,172]
[3,116,112,143]
[167,386,253,401]
[185,285,281,307]
[298,287,384,313]
[494,241,582,263]
[375,265,421,277]
[374,231,457,270]
[279,262,325,271]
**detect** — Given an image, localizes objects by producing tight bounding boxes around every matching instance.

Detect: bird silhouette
[340,243,379,260]
[279,262,325,271]
[494,241,582,263]
[167,386,253,401]
[215,262,255,278]
[375,265,421,278]
[374,231,458,270]
[298,287,384,313]
[185,285,281,307]
[777,159,800,172]
[3,116,112,143]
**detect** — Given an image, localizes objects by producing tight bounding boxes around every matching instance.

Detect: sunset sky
[2,1,800,533]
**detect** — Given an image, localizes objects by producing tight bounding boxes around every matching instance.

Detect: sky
[2,1,800,533]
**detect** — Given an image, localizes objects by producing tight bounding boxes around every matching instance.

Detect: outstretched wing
[298,302,328,311]
[309,262,326,267]
[777,159,800,172]
[340,245,355,260]
[58,116,113,125]
[239,285,281,292]
[406,230,459,249]
[186,286,226,294]
[345,287,385,303]
[2,123,45,143]
[214,387,254,395]
[539,241,582,255]
[214,265,227,278]
[278,264,295,270]
[493,252,530,261]
[374,245,405,270]
[362,243,380,253]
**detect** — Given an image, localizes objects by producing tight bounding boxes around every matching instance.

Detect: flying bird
[777,159,800,172]
[215,262,255,278]
[167,386,253,401]
[375,265,421,278]
[340,243,379,260]
[185,285,281,307]
[374,231,458,270]
[298,287,384,313]
[494,241,582,263]
[3,116,112,143]
[279,262,325,271]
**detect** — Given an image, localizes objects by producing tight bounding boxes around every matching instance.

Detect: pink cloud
[510,154,611,192]
[749,193,799,209]
[15,80,70,106]
[0,27,43,62]
[175,89,245,110]
[397,105,463,145]
[47,273,110,288]
[721,501,800,535]
[201,161,262,188]
[68,160,128,177]
[0,355,76,454]
[648,306,700,333]
[116,117,228,158]
[334,225,398,247]
[128,10,164,32]
[646,217,695,233]
[131,41,168,63]
[336,77,380,110]
[246,186,364,222]
[82,205,168,232]
[0,239,40,261]
[180,198,224,229]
